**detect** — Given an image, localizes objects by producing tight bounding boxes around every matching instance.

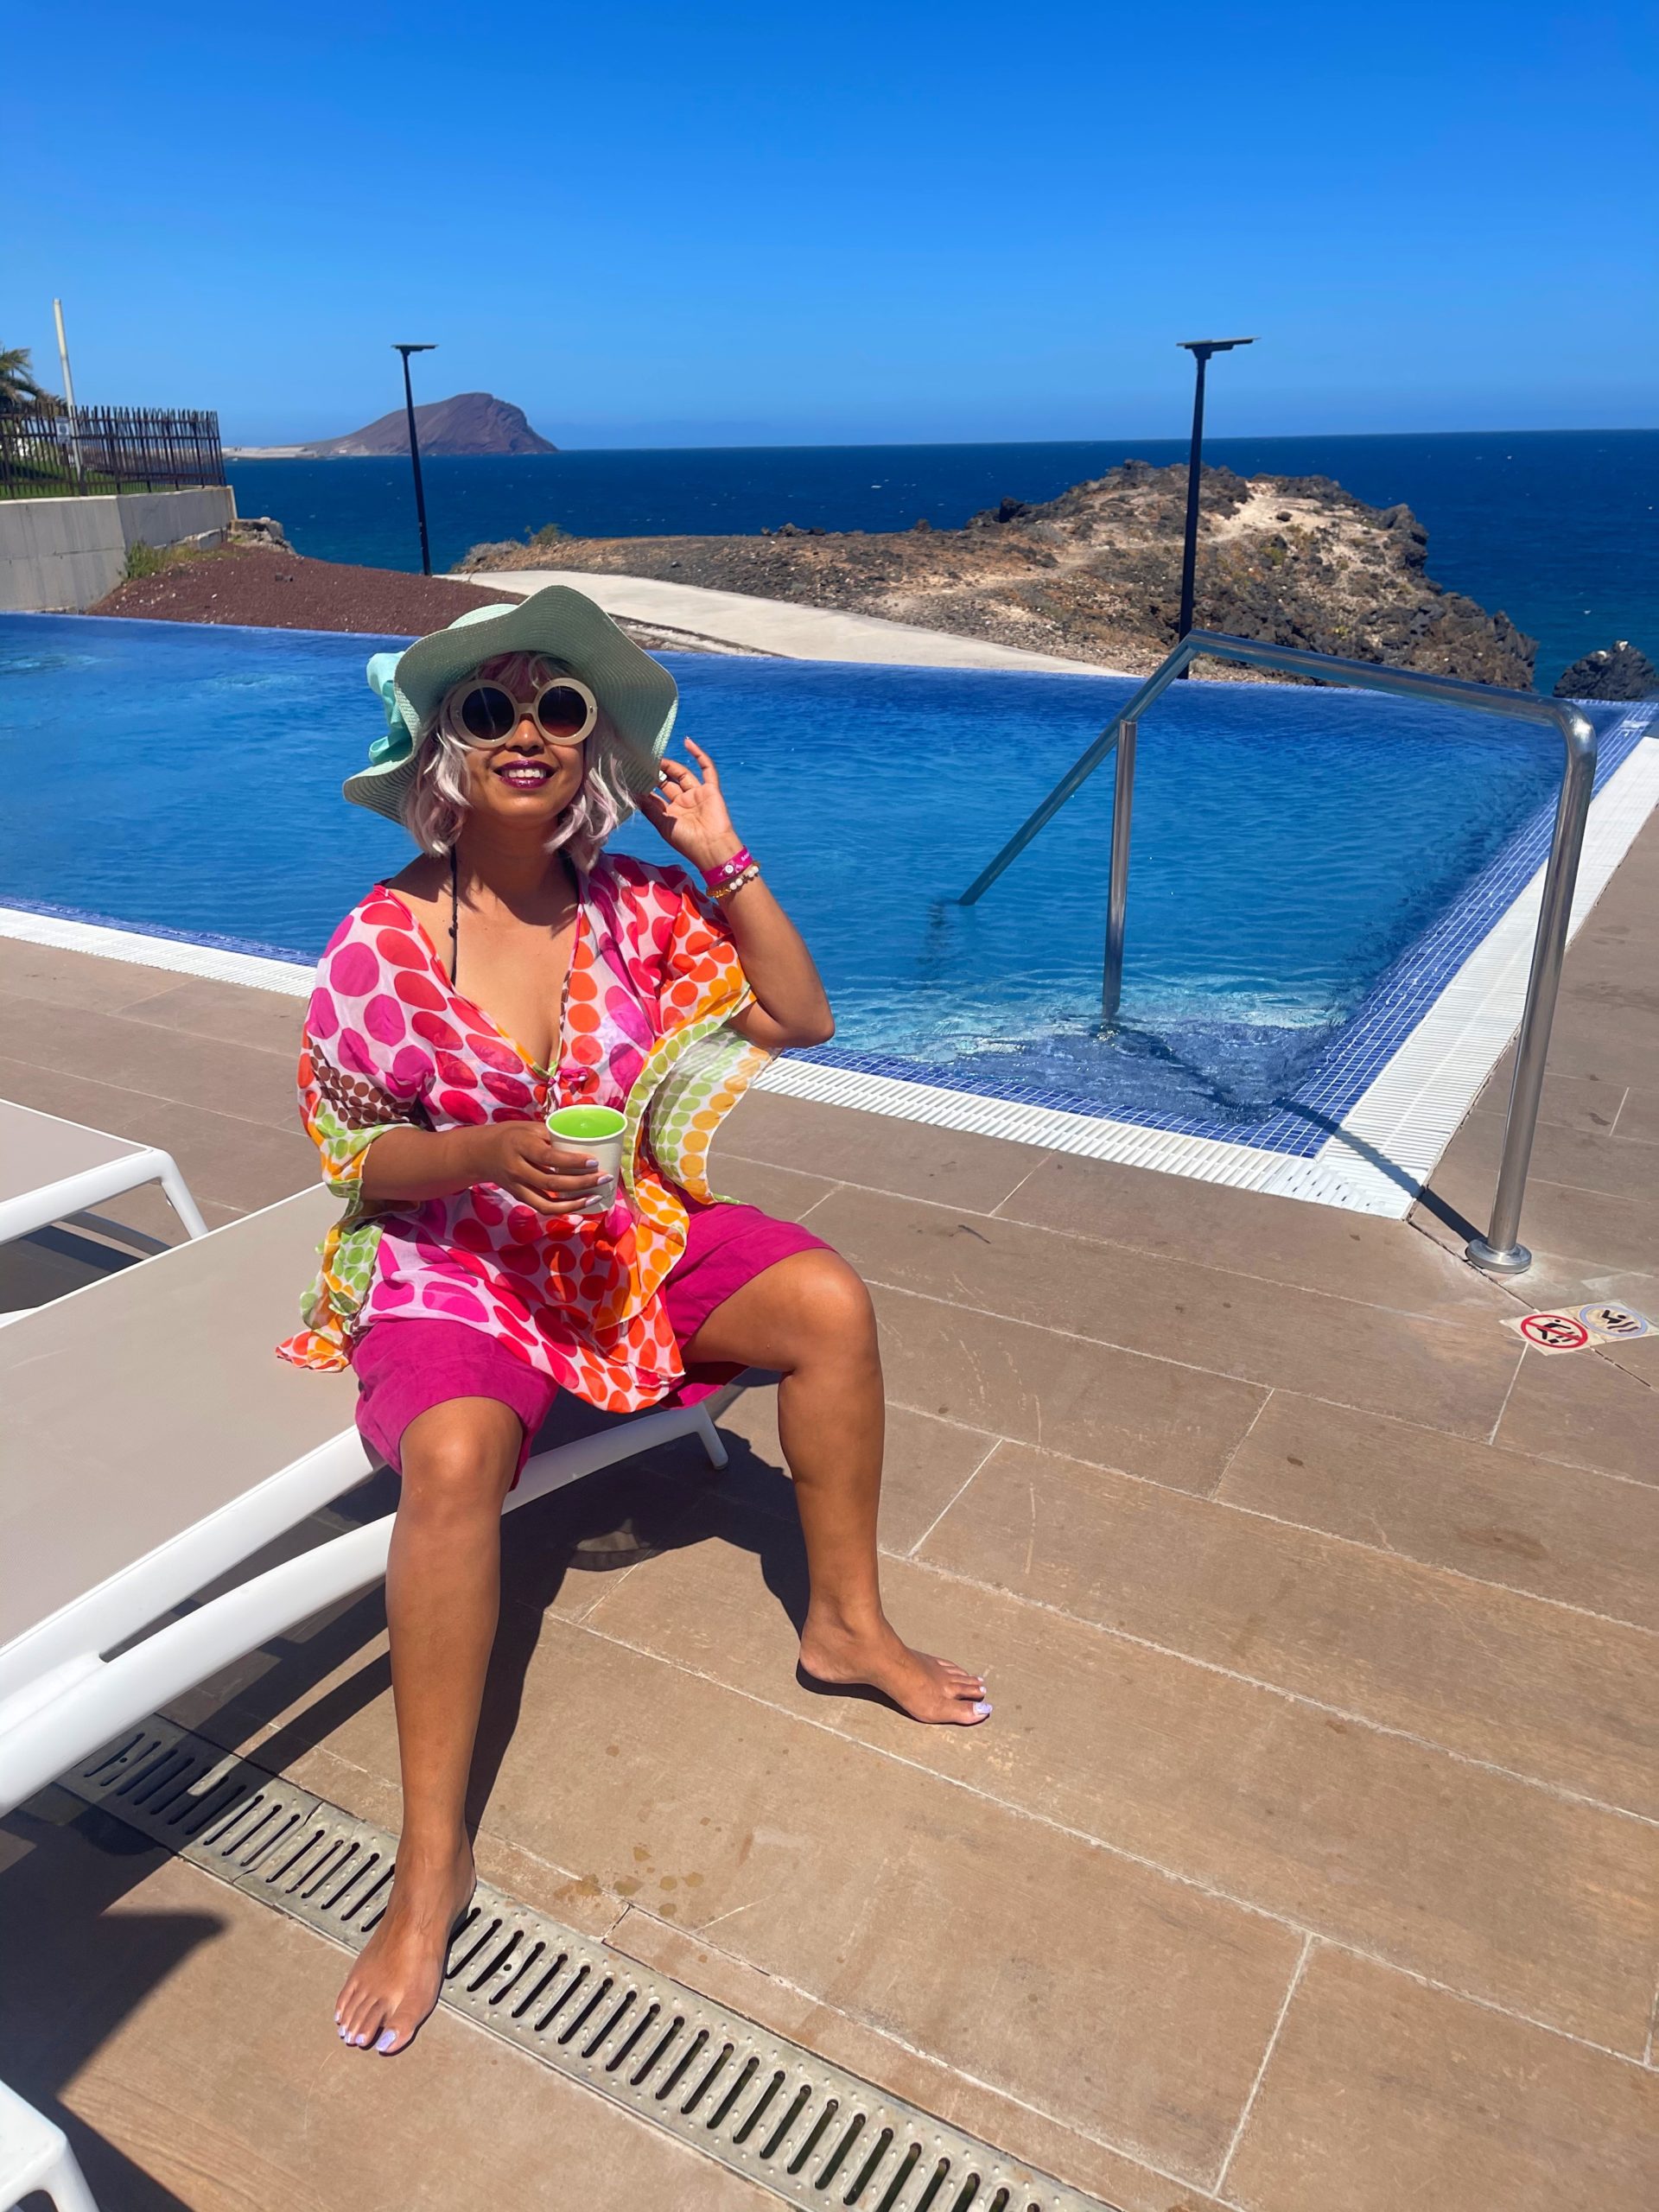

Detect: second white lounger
[0,1096,208,1248]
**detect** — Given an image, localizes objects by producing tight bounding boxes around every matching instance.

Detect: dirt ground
[86,544,715,654]
[87,546,505,636]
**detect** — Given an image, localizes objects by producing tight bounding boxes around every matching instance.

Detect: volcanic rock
[228,514,292,552]
[466,460,1535,684]
[1553,639,1659,701]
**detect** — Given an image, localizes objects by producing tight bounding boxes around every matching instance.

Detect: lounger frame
[0,1100,209,1249]
[0,1405,727,1820]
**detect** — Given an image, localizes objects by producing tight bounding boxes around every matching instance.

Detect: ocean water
[2,612,1604,1128]
[226,429,1659,690]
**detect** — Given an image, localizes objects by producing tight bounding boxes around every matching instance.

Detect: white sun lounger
[0,2076,100,2212]
[0,1097,209,1249]
[0,1185,728,1818]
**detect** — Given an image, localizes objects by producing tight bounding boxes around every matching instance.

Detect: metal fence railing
[0,406,226,499]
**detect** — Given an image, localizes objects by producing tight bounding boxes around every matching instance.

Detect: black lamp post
[1175,336,1255,671]
[392,342,437,575]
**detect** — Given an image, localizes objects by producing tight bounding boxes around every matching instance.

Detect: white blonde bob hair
[402,650,632,872]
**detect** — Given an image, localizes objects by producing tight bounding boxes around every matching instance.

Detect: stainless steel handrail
[958,630,1599,1276]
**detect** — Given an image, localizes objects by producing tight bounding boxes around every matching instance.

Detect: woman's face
[451,652,589,830]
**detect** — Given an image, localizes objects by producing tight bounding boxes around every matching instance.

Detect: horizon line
[221,423,1659,457]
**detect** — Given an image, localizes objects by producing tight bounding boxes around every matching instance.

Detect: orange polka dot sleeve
[654,867,747,1019]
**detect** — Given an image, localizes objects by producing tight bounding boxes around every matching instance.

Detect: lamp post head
[1179,337,1256,363]
[392,343,437,357]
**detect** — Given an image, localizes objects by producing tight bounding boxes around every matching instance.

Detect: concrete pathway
[449,565,1122,674]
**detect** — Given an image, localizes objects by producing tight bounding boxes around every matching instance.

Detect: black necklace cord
[448,847,460,985]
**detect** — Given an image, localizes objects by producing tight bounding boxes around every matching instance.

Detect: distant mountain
[301,392,557,458]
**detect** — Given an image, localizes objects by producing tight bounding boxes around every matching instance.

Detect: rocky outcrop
[1553,639,1659,701]
[469,461,1535,684]
[303,392,556,458]
[227,514,291,552]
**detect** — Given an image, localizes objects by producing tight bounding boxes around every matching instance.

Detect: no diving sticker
[1503,1304,1652,1354]
[1507,1312,1593,1354]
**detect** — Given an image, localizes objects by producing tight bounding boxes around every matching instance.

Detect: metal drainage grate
[60,1718,1120,2212]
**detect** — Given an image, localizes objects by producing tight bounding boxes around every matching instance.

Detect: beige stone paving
[1223,1948,1658,2212]
[0,1799,772,2212]
[0,810,1656,2211]
[1216,1393,1659,1626]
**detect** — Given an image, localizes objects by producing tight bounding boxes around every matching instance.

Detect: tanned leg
[334,1396,521,2053]
[683,1249,988,1726]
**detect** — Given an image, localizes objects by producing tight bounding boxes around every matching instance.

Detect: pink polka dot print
[284,858,748,1412]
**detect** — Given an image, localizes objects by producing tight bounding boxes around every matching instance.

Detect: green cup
[546,1103,627,1216]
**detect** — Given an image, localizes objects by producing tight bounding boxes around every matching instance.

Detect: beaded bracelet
[701,846,754,892]
[709,863,761,902]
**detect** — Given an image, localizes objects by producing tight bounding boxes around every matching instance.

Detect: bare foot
[799,1612,989,1726]
[334,1840,476,2055]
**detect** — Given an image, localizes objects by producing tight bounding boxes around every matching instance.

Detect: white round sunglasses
[440,671,599,749]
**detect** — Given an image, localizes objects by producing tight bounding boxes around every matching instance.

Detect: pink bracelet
[709,863,760,903]
[701,847,754,891]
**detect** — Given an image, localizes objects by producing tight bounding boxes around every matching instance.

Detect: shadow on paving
[28,1399,810,1866]
[188,1408,819,1836]
[0,1796,213,2212]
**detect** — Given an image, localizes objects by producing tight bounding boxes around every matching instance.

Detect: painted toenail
[973,1700,991,1717]
[376,2029,399,2053]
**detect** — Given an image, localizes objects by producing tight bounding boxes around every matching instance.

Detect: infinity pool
[0,613,1637,1134]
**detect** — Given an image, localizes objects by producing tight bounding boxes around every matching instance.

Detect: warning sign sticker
[1578,1303,1651,1343]
[1504,1311,1594,1354]
[1503,1303,1655,1353]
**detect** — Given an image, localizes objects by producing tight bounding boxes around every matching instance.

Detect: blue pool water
[0,613,1646,1136]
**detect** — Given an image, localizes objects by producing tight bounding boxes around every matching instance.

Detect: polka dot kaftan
[276,853,772,1414]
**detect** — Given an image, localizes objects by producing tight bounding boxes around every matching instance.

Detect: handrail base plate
[1465,1236,1532,1275]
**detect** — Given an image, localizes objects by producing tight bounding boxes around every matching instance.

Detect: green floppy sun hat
[344,584,680,827]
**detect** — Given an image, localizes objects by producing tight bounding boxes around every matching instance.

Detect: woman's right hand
[462,1122,604,1216]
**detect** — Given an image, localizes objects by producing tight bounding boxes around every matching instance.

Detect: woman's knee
[775,1250,880,1363]
[397,1401,520,1516]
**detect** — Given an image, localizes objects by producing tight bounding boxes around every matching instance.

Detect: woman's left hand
[644,739,834,1050]
[639,741,744,874]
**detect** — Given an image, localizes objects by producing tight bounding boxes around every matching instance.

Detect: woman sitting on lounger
[281,588,988,2057]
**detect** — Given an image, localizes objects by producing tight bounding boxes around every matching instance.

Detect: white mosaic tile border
[1,732,1653,1220]
[0,908,315,995]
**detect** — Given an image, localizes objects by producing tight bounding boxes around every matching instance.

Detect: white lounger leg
[0,2080,101,2212]
[693,1403,729,1470]
[155,1156,210,1242]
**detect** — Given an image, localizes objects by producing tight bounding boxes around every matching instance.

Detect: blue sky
[7,2,1656,446]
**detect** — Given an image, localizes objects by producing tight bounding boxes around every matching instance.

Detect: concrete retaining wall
[0,486,238,613]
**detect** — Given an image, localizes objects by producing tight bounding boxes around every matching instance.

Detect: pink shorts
[351,1201,828,1478]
